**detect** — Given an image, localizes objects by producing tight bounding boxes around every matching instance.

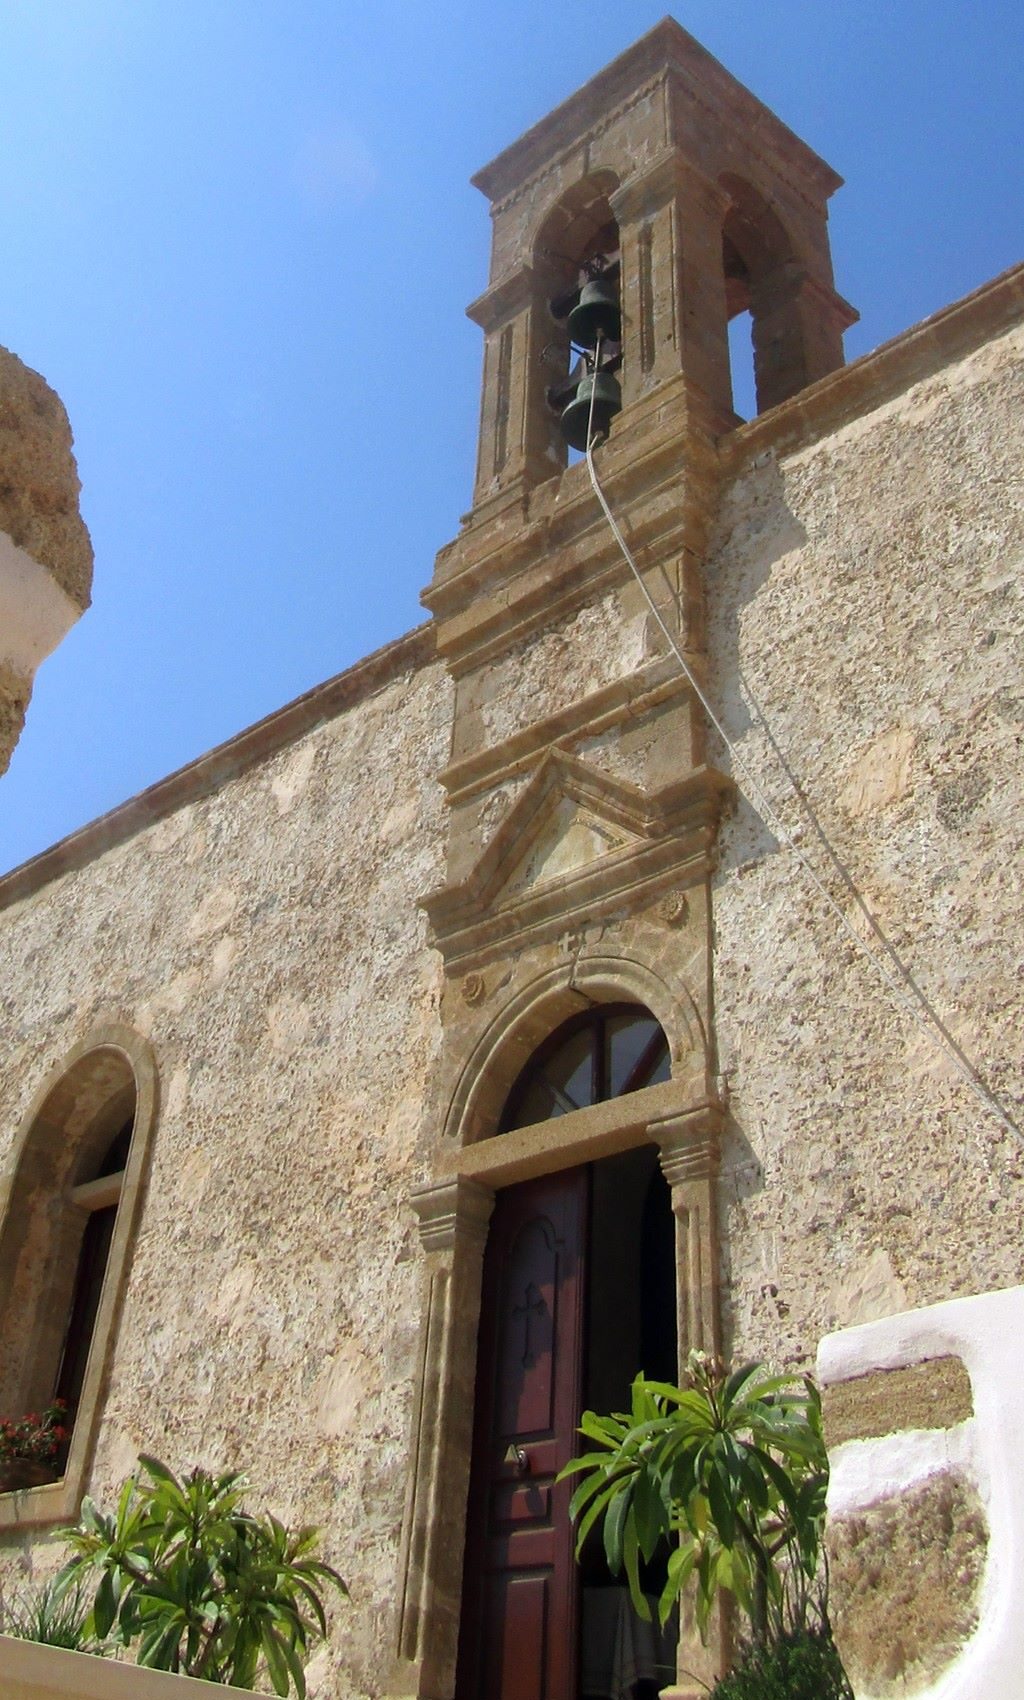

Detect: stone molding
[438,655,684,804]
[723,260,1024,471]
[465,264,536,333]
[422,752,731,971]
[470,20,840,208]
[396,1065,721,1700]
[651,1102,723,1359]
[609,147,731,226]
[394,1182,495,1698]
[410,1176,494,1254]
[425,375,723,674]
[0,1022,159,1532]
[440,949,713,1149]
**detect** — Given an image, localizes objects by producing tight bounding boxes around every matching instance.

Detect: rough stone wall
[0,656,452,1700]
[0,345,91,611]
[829,1471,987,1697]
[709,321,1024,1366]
[0,345,93,776]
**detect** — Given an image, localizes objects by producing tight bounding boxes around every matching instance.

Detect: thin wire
[581,352,1022,1146]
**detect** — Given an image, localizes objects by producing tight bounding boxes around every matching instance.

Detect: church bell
[566,277,621,349]
[559,368,622,452]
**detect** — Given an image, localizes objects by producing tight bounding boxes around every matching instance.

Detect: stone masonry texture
[0,658,452,1699]
[710,322,1024,1366]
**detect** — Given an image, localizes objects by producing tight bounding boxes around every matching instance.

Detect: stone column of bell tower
[0,345,93,779]
[407,22,856,1700]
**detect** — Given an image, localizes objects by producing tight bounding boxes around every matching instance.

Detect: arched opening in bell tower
[720,173,807,419]
[533,173,622,473]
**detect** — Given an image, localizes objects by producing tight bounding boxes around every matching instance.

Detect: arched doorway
[456,1005,677,1700]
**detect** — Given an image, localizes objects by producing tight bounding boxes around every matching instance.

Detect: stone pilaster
[392,1177,494,1700]
[649,1104,728,1699]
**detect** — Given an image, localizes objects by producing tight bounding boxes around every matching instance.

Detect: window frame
[0,1024,157,1530]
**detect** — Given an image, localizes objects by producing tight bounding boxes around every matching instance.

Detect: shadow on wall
[704,448,808,876]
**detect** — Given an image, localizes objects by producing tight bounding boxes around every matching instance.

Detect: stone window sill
[0,1469,76,1530]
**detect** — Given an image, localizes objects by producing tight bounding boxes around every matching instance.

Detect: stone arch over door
[443,953,711,1150]
[393,958,722,1700]
[0,1021,158,1530]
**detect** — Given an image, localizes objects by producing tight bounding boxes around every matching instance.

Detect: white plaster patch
[381,796,420,846]
[208,1257,258,1327]
[316,1343,370,1437]
[145,808,195,857]
[209,934,239,989]
[840,725,916,815]
[829,1425,976,1516]
[830,1245,910,1328]
[267,993,311,1053]
[164,1065,190,1124]
[270,740,318,817]
[101,1425,144,1486]
[187,885,238,939]
[0,527,81,671]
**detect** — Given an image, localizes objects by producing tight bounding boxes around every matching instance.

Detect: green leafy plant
[54,1455,346,1696]
[560,1352,828,1648]
[1,1576,110,1653]
[709,1624,853,1699]
[0,1399,69,1468]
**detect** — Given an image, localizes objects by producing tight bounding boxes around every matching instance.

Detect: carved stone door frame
[391,1057,722,1700]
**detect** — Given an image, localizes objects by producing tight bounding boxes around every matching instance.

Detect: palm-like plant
[560,1353,828,1647]
[54,1455,346,1696]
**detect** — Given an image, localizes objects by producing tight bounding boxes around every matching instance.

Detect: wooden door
[457,1167,588,1700]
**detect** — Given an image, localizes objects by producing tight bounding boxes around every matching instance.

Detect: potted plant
[0,1399,69,1492]
[55,1454,347,1696]
[560,1352,852,1697]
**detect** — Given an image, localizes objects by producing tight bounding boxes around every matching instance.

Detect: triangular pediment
[421,750,732,967]
[502,794,636,897]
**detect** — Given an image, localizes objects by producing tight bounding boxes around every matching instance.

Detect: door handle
[503,1444,529,1476]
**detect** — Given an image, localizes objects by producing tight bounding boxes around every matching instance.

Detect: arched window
[52,1118,134,1421]
[0,1029,156,1526]
[500,1002,670,1131]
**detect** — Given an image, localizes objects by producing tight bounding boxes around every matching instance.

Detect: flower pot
[0,1457,58,1493]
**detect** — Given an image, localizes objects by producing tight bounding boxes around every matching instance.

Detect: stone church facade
[1,21,1022,1700]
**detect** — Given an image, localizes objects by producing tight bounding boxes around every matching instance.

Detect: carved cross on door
[512,1281,547,1367]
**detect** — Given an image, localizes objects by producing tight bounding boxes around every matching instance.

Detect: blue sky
[0,1,1021,874]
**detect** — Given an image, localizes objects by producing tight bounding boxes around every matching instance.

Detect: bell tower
[402,25,856,1700]
[424,17,855,716]
[464,18,852,505]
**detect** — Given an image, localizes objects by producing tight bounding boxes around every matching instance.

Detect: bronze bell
[559,369,622,452]
[567,277,621,349]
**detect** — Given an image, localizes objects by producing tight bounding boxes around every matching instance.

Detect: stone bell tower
[422,16,855,925]
[401,23,855,1700]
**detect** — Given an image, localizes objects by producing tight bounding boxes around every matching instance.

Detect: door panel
[457,1167,588,1700]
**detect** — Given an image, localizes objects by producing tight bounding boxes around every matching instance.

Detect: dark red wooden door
[457,1167,588,1700]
